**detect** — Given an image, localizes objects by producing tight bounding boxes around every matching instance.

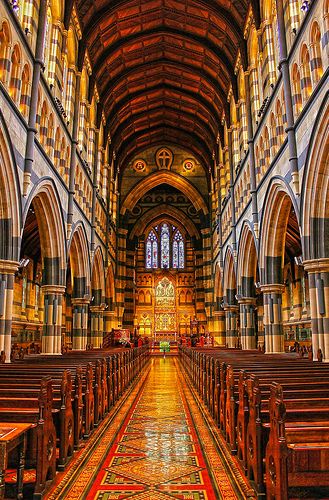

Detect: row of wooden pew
[179,346,329,499]
[0,346,149,499]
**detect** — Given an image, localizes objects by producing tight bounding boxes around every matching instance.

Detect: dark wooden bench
[265,382,329,499]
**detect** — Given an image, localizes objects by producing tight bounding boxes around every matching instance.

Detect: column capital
[260,284,285,294]
[237,296,257,305]
[0,260,19,274]
[213,310,225,318]
[303,258,329,273]
[103,310,116,318]
[41,284,66,295]
[71,297,90,306]
[223,304,239,312]
[90,304,106,313]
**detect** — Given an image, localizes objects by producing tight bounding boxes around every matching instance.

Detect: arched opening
[300,45,312,103]
[292,63,302,117]
[223,249,239,348]
[260,182,306,353]
[9,44,21,103]
[19,63,30,119]
[17,183,66,354]
[302,95,329,360]
[310,22,323,85]
[65,225,90,350]
[237,225,263,349]
[0,21,11,84]
[90,248,106,347]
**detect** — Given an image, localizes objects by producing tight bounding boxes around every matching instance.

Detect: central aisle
[48,358,247,499]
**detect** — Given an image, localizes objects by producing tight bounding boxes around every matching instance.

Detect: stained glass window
[173,230,184,268]
[146,230,158,268]
[179,239,184,268]
[145,224,184,269]
[161,224,170,269]
[173,240,178,268]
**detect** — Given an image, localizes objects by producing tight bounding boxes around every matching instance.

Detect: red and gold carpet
[46,358,253,499]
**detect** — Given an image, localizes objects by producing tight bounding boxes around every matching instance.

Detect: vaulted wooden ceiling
[76,0,255,174]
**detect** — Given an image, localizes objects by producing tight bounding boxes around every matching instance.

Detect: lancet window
[145,223,185,269]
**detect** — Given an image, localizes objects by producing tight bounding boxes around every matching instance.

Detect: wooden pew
[265,382,329,499]
[0,370,74,469]
[0,377,57,498]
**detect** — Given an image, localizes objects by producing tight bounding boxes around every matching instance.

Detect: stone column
[224,305,239,347]
[238,298,257,350]
[104,309,116,335]
[213,309,226,346]
[275,0,300,195]
[90,305,105,348]
[71,298,90,350]
[0,260,19,362]
[23,0,48,195]
[244,71,259,236]
[67,70,82,239]
[41,285,66,354]
[227,128,237,255]
[90,127,100,255]
[303,259,329,361]
[261,284,285,353]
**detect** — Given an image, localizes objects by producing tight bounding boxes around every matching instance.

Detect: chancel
[0,0,328,498]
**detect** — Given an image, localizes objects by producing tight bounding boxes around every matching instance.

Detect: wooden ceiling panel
[75,0,250,176]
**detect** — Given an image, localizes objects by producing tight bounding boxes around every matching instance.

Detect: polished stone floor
[47,358,246,499]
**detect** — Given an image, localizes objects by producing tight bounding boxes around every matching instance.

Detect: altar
[154,331,177,341]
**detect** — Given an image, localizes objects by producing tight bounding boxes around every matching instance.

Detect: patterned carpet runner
[47,358,249,499]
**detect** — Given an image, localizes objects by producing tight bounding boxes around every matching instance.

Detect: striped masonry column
[249,65,260,125]
[23,0,48,195]
[90,305,105,348]
[238,99,248,154]
[201,228,213,325]
[0,38,11,85]
[21,0,38,44]
[238,298,257,350]
[116,228,128,327]
[0,260,19,362]
[47,20,62,87]
[275,0,300,193]
[262,22,277,89]
[303,259,329,362]
[87,127,95,167]
[195,249,206,320]
[41,285,66,354]
[224,305,239,348]
[124,249,135,328]
[213,310,226,346]
[104,309,116,336]
[78,100,87,151]
[71,298,90,350]
[261,284,285,353]
[65,66,76,126]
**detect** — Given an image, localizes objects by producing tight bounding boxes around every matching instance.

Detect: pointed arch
[129,204,199,240]
[301,92,329,260]
[105,261,116,309]
[214,262,224,304]
[91,246,106,305]
[121,171,208,215]
[259,177,300,284]
[223,246,237,304]
[22,178,67,284]
[0,109,21,261]
[67,222,91,297]
[237,222,259,296]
